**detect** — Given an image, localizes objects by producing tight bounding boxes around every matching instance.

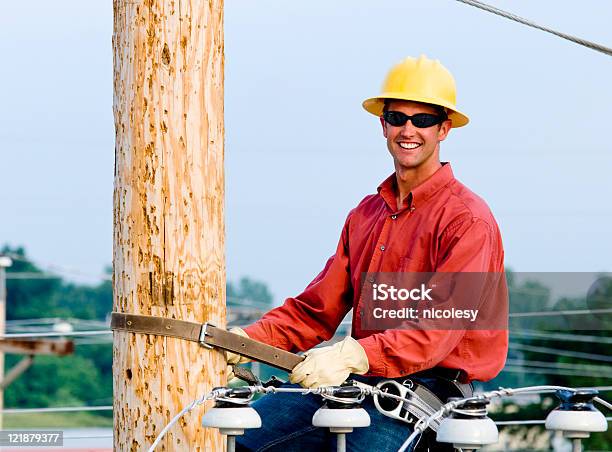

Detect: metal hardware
[199,322,214,349]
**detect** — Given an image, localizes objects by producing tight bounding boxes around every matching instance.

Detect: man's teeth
[399,142,420,149]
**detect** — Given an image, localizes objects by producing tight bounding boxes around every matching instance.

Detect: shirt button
[380,245,385,251]
[391,215,397,220]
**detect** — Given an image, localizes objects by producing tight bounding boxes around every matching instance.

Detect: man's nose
[399,120,419,136]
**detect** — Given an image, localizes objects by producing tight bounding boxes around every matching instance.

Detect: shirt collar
[377,162,455,212]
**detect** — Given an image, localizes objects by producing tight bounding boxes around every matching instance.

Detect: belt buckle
[198,322,214,349]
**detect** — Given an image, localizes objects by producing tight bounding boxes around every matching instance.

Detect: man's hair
[382,99,447,117]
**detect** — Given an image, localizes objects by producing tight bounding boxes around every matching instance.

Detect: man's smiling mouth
[398,142,421,150]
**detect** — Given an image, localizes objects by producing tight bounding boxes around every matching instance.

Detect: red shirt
[244,163,508,382]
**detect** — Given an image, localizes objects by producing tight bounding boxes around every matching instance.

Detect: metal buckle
[198,322,214,349]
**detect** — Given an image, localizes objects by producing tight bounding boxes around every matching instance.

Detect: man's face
[380,100,451,173]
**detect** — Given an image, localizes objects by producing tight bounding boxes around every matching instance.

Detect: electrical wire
[0,330,111,339]
[455,0,612,57]
[501,365,612,379]
[509,342,612,363]
[511,330,612,344]
[147,383,425,451]
[73,338,114,345]
[397,385,583,452]
[510,308,612,318]
[505,359,611,373]
[148,388,228,452]
[495,417,612,426]
[594,397,612,411]
[5,272,62,280]
[9,318,108,326]
[2,253,112,281]
[2,406,112,414]
[146,383,612,452]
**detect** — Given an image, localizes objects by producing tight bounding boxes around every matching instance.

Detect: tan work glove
[225,327,251,382]
[289,337,369,388]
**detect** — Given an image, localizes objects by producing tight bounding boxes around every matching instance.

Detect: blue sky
[1,0,611,303]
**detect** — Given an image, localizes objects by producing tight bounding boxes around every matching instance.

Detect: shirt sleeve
[243,213,354,353]
[357,216,506,377]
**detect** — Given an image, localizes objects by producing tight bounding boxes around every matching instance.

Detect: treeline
[488,270,612,450]
[1,245,272,416]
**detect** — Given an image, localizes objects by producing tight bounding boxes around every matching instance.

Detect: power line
[485,386,612,397]
[455,0,612,57]
[73,338,113,345]
[509,342,612,363]
[501,365,612,379]
[508,286,551,297]
[506,359,611,374]
[2,253,112,281]
[5,318,109,333]
[0,330,111,339]
[5,317,66,325]
[495,417,612,426]
[510,308,612,318]
[5,317,108,326]
[511,330,612,344]
[5,272,62,280]
[587,386,612,392]
[226,296,268,308]
[2,405,112,414]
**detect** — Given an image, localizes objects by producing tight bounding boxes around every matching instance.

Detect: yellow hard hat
[362,55,469,128]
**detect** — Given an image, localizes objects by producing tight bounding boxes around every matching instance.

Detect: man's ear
[438,119,452,142]
[380,116,388,139]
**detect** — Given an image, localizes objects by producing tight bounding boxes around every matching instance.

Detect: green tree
[227,276,273,308]
[1,246,275,425]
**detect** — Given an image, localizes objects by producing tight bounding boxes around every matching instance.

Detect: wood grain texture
[112,0,225,449]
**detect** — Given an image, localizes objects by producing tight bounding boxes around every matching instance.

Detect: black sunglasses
[382,111,447,128]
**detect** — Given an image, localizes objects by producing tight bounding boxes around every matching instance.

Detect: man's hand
[289,337,369,388]
[225,327,251,382]
[225,327,252,365]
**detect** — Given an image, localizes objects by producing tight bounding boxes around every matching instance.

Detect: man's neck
[394,162,443,210]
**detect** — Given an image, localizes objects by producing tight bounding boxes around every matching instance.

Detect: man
[230,55,508,451]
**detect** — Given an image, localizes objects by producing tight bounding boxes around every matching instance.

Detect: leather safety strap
[110,312,304,372]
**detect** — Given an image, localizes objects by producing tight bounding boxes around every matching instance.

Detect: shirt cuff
[357,335,386,376]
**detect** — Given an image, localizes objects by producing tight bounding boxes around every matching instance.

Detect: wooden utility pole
[112,0,225,450]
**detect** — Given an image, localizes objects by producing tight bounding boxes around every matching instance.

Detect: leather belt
[412,367,468,384]
[110,312,304,372]
[410,367,473,399]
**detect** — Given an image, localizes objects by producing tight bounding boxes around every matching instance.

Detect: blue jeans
[235,375,461,452]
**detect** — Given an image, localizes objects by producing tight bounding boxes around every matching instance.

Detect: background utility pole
[112,0,225,450]
[0,255,12,429]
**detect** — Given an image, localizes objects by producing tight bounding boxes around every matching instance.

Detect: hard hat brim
[362,93,469,128]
